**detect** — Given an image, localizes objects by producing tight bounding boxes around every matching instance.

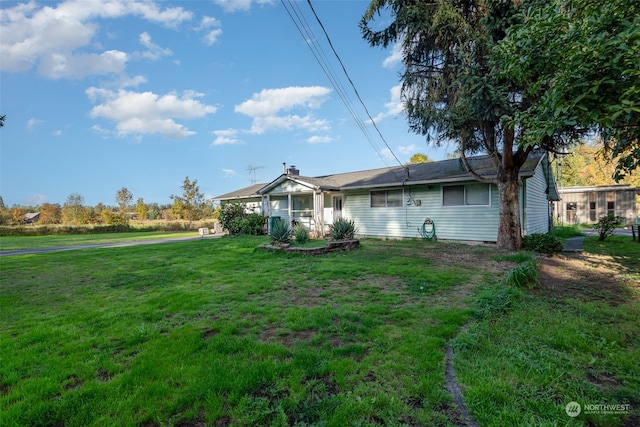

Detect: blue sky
[1,0,452,207]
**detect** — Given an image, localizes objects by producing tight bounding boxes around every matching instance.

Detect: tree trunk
[496,166,522,251]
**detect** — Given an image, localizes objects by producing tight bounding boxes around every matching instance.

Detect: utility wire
[304,0,407,172]
[280,0,407,180]
[281,0,381,162]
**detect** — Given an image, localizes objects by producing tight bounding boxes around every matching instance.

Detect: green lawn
[0,231,197,251]
[1,235,638,426]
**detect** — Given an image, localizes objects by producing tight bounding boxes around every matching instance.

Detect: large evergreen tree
[361,0,638,250]
[361,0,552,250]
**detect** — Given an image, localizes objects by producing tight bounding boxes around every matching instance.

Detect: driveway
[0,234,224,257]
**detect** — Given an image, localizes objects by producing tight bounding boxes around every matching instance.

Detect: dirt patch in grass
[536,253,638,305]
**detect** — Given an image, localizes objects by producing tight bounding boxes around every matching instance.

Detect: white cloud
[213,0,274,13]
[38,50,128,79]
[0,0,192,78]
[371,84,405,123]
[52,130,63,137]
[221,168,237,177]
[137,32,172,61]
[212,129,243,145]
[24,194,48,206]
[198,16,223,46]
[26,118,44,131]
[307,135,332,144]
[381,148,395,160]
[397,144,417,155]
[235,86,331,134]
[383,42,402,68]
[87,87,217,140]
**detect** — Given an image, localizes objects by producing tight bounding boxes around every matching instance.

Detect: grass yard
[0,231,197,251]
[1,235,638,426]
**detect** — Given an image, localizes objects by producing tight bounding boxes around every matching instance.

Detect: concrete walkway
[563,236,585,252]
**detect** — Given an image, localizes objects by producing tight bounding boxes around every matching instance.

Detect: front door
[332,196,343,222]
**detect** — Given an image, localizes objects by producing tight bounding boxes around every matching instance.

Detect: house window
[607,191,615,215]
[292,194,313,217]
[442,184,490,206]
[589,192,597,222]
[370,189,403,207]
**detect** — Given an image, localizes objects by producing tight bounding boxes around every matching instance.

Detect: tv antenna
[246,165,265,185]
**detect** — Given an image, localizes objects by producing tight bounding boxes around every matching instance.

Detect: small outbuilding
[552,184,638,225]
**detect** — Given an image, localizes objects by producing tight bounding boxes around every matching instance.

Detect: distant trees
[135,198,148,221]
[39,203,62,224]
[170,176,205,227]
[408,153,432,164]
[1,177,219,227]
[115,187,133,214]
[62,193,87,224]
[557,142,640,188]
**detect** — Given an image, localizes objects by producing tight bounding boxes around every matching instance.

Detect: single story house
[214,152,560,243]
[552,184,638,225]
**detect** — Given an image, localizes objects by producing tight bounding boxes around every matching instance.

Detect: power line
[304,0,406,170]
[280,0,407,180]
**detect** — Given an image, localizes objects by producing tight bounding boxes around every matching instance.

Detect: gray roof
[213,183,266,201]
[214,152,553,200]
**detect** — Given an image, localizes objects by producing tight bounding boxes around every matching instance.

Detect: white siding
[343,183,501,242]
[523,162,552,235]
[269,181,313,194]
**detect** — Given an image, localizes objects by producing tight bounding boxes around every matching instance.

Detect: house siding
[343,183,500,241]
[524,161,552,235]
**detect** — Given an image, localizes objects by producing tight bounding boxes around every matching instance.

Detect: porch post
[314,191,324,237]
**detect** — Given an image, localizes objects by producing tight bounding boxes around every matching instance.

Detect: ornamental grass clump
[293,224,309,244]
[269,218,291,245]
[329,218,357,241]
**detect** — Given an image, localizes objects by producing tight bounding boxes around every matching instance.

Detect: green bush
[329,218,357,241]
[219,203,246,235]
[269,218,291,244]
[522,233,562,254]
[293,225,309,244]
[593,214,624,241]
[241,213,266,235]
[219,203,265,236]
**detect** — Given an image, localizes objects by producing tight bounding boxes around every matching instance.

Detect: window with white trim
[292,194,313,217]
[370,189,403,207]
[442,184,490,206]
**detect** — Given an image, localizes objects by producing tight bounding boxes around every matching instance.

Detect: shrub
[219,203,265,236]
[522,233,562,254]
[219,202,246,235]
[241,213,266,235]
[593,214,624,241]
[269,218,291,244]
[293,225,309,244]
[329,218,357,241]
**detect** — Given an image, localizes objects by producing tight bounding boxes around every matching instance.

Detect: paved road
[0,234,224,257]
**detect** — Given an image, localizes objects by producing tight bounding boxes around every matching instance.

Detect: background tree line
[0,177,219,227]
